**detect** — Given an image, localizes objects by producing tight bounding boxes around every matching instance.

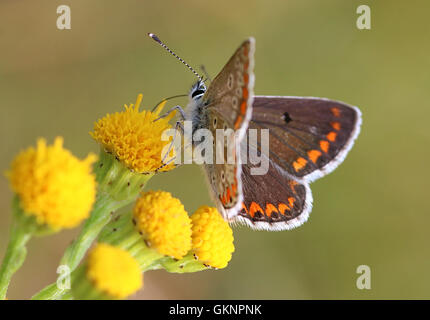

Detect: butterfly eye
[191,89,205,98]
[221,171,225,182]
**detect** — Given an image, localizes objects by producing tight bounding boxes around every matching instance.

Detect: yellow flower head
[133,191,192,259]
[86,243,142,299]
[90,94,176,173]
[191,206,235,269]
[7,137,97,229]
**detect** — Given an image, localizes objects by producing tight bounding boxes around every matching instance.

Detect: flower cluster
[1,94,235,300]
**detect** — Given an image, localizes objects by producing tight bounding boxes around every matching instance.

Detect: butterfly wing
[199,38,255,219]
[203,38,255,136]
[251,96,362,183]
[231,147,313,230]
[229,96,361,230]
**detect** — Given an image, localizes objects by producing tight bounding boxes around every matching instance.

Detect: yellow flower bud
[133,191,192,259]
[86,243,142,299]
[191,206,234,269]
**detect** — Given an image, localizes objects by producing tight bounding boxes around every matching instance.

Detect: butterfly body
[186,81,208,134]
[175,36,361,231]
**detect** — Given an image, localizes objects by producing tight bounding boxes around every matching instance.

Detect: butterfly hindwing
[230,145,313,230]
[202,114,242,214]
[251,96,362,182]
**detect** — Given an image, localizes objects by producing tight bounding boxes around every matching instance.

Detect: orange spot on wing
[292,157,307,171]
[320,140,330,153]
[243,87,249,100]
[331,122,341,131]
[249,202,263,218]
[326,131,337,142]
[219,195,225,205]
[226,187,231,203]
[278,203,290,215]
[288,197,295,208]
[331,107,341,117]
[289,180,298,194]
[231,183,237,195]
[234,115,243,129]
[265,203,278,217]
[240,101,247,115]
[307,150,322,164]
[232,145,237,162]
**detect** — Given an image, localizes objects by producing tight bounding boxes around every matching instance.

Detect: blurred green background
[1,0,429,299]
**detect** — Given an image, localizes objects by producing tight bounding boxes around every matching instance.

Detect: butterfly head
[189,80,207,102]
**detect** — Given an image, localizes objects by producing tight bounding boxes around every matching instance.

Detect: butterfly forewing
[200,38,255,219]
[251,96,362,182]
[204,38,255,133]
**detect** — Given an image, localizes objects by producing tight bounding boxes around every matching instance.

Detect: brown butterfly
[149,34,361,231]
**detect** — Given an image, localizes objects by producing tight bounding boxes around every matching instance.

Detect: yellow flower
[86,243,142,299]
[7,137,97,229]
[133,191,192,259]
[191,206,235,269]
[90,94,176,173]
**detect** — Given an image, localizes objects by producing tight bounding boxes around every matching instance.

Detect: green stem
[30,283,60,300]
[31,195,122,300]
[59,193,120,271]
[98,211,164,271]
[59,291,74,300]
[0,228,31,299]
[0,199,34,299]
[154,253,209,273]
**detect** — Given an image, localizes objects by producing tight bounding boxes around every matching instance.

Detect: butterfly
[149,34,362,231]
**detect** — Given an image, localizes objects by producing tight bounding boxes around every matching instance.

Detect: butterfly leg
[152,105,187,169]
[156,154,179,172]
[158,120,185,171]
[153,105,186,122]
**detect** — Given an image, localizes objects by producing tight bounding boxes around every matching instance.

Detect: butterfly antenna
[148,33,204,83]
[200,65,212,83]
